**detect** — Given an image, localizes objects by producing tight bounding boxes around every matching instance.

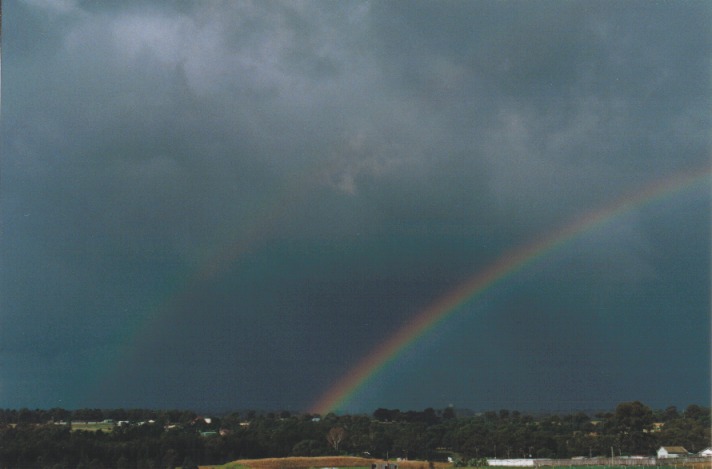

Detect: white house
[698,447,712,457]
[657,446,688,458]
[487,460,535,467]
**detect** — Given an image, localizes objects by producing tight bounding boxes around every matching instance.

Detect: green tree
[292,439,324,456]
[658,418,709,453]
[684,404,711,427]
[607,401,655,454]
[161,449,178,469]
[116,455,130,469]
[662,406,679,421]
[442,407,456,420]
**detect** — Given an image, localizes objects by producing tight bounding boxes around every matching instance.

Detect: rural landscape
[1,402,709,469]
[3,3,710,469]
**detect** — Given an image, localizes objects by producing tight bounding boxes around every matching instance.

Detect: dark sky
[1,0,710,414]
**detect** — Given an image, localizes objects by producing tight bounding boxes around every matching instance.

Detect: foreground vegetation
[0,402,709,469]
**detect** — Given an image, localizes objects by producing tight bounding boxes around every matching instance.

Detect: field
[205,456,451,469]
[556,464,709,469]
[202,459,711,469]
[70,422,115,432]
[536,463,712,469]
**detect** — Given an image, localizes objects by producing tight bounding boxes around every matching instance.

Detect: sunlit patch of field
[204,456,452,469]
[70,422,114,432]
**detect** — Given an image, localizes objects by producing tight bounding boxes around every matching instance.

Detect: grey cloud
[2,0,708,411]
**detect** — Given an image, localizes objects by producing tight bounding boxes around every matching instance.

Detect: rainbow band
[89,167,324,403]
[309,167,711,415]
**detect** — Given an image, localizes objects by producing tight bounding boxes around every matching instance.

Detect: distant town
[0,401,709,469]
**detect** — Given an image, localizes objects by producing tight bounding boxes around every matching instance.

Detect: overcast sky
[1,0,710,414]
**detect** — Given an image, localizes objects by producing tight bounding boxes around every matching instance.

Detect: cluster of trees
[0,402,709,469]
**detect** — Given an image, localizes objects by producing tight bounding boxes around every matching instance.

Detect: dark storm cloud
[367,2,710,205]
[1,0,709,411]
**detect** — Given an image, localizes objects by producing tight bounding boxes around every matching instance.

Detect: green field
[210,466,700,469]
[489,467,700,469]
[204,458,706,469]
[71,422,114,432]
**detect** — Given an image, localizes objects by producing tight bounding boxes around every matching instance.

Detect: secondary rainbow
[88,166,324,402]
[309,167,711,415]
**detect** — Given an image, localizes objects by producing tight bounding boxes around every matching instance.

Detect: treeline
[0,402,709,469]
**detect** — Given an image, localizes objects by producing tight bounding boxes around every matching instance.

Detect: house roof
[660,446,688,454]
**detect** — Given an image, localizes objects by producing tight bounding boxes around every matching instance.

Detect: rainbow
[309,166,711,415]
[88,167,325,402]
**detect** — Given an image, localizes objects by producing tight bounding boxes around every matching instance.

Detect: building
[698,447,712,457]
[657,446,688,458]
[487,459,534,467]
